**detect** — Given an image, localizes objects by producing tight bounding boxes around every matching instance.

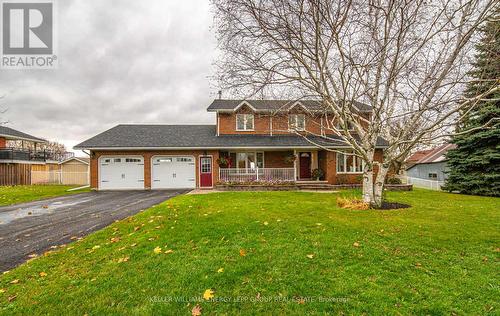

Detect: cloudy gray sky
[0,0,218,154]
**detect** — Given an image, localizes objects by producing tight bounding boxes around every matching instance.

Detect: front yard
[0,185,90,206]
[0,190,498,315]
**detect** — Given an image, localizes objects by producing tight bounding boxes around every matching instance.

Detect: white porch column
[293,149,297,180]
[311,150,318,170]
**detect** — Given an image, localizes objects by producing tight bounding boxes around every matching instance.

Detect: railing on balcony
[0,147,74,162]
[219,168,295,183]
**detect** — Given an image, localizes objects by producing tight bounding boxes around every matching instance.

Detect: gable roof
[74,124,388,150]
[407,149,434,164]
[0,126,46,143]
[60,157,90,165]
[407,143,456,169]
[207,99,373,113]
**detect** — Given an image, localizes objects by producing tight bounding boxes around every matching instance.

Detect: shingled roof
[0,126,46,143]
[207,99,373,113]
[74,124,388,149]
[406,143,456,170]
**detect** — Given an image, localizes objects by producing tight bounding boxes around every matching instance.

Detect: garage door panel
[152,156,195,189]
[99,157,144,190]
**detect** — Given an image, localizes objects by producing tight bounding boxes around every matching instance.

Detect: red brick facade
[217,105,334,136]
[0,137,6,148]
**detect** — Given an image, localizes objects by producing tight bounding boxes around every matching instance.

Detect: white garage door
[99,157,144,190]
[151,156,196,189]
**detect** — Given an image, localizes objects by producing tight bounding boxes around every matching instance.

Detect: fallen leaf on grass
[0,288,5,293]
[117,257,129,263]
[8,295,17,302]
[353,242,360,247]
[164,249,174,254]
[110,237,120,243]
[217,268,224,273]
[306,254,314,259]
[134,226,141,232]
[191,304,202,316]
[203,289,214,300]
[9,279,19,284]
[130,243,137,247]
[153,246,162,254]
[39,272,47,277]
[263,221,269,226]
[239,249,247,257]
[415,262,422,268]
[92,245,100,250]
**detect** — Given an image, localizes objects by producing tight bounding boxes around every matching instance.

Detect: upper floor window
[289,114,306,131]
[335,120,354,131]
[236,114,254,131]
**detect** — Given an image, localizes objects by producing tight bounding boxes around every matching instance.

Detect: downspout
[217,112,220,136]
[270,116,273,136]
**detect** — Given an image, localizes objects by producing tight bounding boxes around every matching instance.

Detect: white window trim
[236,114,255,131]
[230,151,265,169]
[335,119,356,132]
[336,151,364,174]
[288,114,306,131]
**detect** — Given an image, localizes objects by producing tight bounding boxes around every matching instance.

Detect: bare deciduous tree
[212,0,499,207]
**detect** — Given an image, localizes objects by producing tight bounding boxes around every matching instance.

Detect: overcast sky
[0,0,218,154]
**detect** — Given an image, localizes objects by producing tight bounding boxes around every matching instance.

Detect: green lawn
[0,185,90,206]
[0,190,498,315]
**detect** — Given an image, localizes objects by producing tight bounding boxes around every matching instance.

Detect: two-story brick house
[74,99,387,190]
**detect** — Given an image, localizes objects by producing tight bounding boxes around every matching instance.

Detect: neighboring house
[74,99,388,191]
[0,126,74,185]
[406,143,456,182]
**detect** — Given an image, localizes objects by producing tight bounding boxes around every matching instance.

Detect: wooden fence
[0,163,31,186]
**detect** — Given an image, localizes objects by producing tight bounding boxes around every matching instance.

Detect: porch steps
[296,182,336,191]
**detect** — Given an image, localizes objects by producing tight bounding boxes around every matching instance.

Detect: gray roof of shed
[207,99,373,113]
[0,126,46,143]
[74,124,388,149]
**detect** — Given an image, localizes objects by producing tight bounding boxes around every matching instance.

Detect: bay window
[236,114,254,131]
[289,114,306,131]
[336,151,364,173]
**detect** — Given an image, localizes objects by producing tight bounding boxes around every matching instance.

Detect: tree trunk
[373,165,389,208]
[362,164,389,208]
[362,169,374,205]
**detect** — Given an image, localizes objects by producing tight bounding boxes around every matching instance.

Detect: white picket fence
[406,176,445,190]
[31,171,89,185]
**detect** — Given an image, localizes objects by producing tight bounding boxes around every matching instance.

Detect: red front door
[299,153,311,179]
[200,157,213,188]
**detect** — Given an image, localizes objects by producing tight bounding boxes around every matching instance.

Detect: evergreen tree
[444,9,500,196]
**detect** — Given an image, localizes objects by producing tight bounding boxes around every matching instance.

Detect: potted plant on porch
[311,168,325,181]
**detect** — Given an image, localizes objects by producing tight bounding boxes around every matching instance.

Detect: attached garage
[151,156,196,189]
[99,156,144,190]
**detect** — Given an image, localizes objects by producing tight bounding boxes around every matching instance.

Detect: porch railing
[219,168,295,183]
[0,147,74,162]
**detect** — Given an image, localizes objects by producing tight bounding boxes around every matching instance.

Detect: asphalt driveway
[0,190,187,272]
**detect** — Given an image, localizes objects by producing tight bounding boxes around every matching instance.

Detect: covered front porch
[217,149,327,183]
